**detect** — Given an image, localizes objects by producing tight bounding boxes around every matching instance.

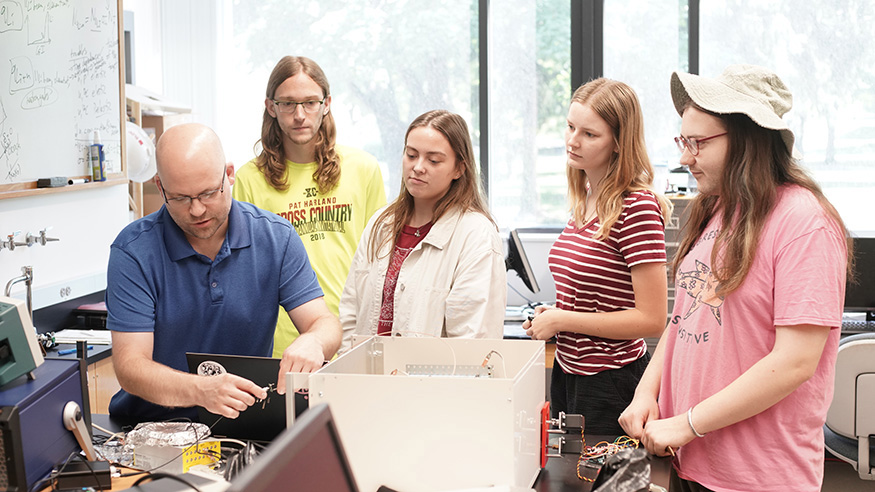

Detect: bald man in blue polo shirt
[106,123,341,423]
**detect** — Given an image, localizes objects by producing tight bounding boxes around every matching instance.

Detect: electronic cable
[132,471,204,491]
[432,334,458,376]
[117,418,218,478]
[481,349,507,378]
[92,421,126,451]
[28,450,102,492]
[389,330,459,376]
[25,451,74,492]
[221,440,261,481]
[508,282,535,305]
[576,435,640,482]
[85,414,260,486]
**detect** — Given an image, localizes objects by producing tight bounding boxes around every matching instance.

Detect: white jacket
[339,207,507,353]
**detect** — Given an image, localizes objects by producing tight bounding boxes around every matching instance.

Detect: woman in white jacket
[338,110,506,353]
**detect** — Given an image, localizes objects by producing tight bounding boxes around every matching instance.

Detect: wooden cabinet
[545,341,555,368]
[87,356,121,415]
[125,85,192,219]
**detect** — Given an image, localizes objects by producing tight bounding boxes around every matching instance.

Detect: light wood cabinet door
[88,356,121,415]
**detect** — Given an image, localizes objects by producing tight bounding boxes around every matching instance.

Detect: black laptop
[185,352,309,442]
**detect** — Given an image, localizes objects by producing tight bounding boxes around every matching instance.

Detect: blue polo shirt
[106,200,323,421]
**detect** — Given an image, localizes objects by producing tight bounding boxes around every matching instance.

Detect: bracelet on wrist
[687,406,706,438]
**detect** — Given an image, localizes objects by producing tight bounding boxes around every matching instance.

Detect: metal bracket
[545,411,585,456]
[367,338,384,375]
[405,364,493,378]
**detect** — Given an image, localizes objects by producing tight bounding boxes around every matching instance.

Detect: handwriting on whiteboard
[0,0,121,183]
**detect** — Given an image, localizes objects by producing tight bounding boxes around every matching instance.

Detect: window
[488,0,571,227]
[216,0,478,200]
[603,0,683,192]
[187,1,874,233]
[213,0,570,228]
[700,0,875,234]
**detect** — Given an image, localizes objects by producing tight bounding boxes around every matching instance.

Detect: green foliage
[234,0,478,187]
[536,0,571,136]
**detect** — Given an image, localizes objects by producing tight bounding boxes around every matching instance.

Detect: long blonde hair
[566,78,671,238]
[674,105,853,296]
[255,56,340,193]
[368,110,493,260]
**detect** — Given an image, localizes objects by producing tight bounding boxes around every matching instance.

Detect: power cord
[508,283,535,305]
[117,416,263,484]
[118,418,220,478]
[132,472,204,491]
[481,350,508,378]
[221,440,260,481]
[27,451,104,492]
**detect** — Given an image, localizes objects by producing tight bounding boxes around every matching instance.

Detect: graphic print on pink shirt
[676,259,724,325]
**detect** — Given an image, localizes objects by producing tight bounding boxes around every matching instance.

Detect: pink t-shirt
[659,185,847,492]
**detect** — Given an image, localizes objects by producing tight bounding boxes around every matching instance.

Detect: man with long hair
[620,65,852,492]
[234,56,386,357]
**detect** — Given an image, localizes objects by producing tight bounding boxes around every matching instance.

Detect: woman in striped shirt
[524,78,671,435]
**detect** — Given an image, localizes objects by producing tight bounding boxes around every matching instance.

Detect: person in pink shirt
[619,65,853,492]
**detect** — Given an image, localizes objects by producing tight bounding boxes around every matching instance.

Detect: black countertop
[45,342,112,365]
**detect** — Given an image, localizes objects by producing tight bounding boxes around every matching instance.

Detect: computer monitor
[506,229,540,294]
[845,237,875,320]
[226,404,358,492]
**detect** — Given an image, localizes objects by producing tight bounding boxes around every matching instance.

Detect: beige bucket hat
[670,64,796,155]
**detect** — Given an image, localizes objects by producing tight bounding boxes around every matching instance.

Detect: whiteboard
[0,0,121,184]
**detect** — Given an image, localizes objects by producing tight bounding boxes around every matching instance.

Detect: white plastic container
[299,336,546,492]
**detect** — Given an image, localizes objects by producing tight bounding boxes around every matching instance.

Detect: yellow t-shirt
[233,145,386,357]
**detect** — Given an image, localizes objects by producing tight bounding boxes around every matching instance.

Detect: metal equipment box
[0,358,90,490]
[303,337,545,492]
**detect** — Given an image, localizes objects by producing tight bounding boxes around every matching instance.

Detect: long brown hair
[567,78,671,238]
[673,105,854,296]
[368,110,493,260]
[255,56,340,193]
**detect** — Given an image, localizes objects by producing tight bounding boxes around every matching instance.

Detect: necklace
[583,195,597,223]
[584,208,597,223]
[409,221,432,238]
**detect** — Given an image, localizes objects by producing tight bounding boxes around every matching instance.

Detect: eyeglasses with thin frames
[161,169,226,208]
[674,132,728,156]
[272,98,326,114]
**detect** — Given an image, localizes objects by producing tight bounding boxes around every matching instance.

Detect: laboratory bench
[78,414,672,492]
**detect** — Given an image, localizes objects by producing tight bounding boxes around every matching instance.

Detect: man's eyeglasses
[674,132,727,156]
[161,170,225,208]
[272,98,326,114]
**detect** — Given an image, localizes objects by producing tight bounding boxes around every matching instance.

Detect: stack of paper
[53,329,113,345]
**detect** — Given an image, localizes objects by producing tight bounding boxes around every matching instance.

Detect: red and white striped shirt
[548,190,666,376]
